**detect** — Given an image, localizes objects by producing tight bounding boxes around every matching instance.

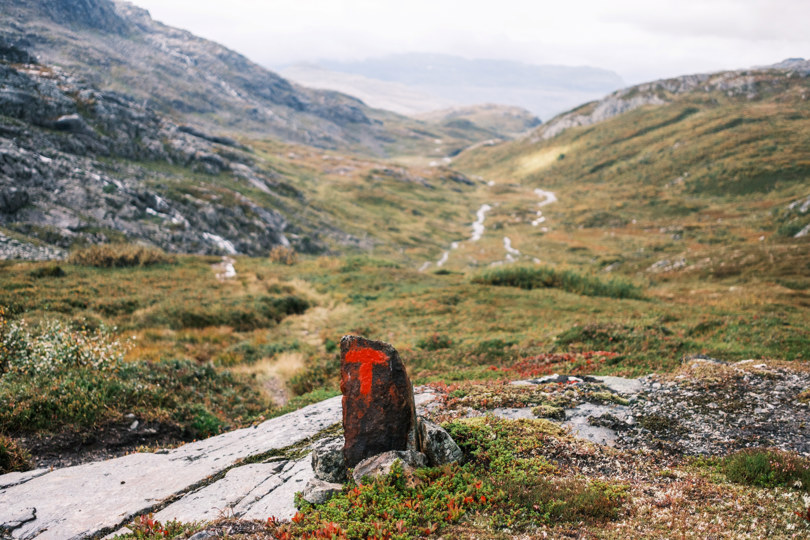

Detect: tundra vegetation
[1,66,809,537]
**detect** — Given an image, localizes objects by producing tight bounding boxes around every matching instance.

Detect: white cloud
[128,0,810,84]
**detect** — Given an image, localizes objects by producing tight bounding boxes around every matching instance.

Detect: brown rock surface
[340,335,417,468]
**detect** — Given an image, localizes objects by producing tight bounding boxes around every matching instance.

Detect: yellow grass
[517,144,571,176]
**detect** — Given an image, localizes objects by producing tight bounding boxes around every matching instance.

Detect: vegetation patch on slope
[68,244,176,268]
[472,265,644,299]
[0,312,273,469]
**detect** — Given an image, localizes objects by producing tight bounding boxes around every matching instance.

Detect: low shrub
[268,246,298,265]
[29,265,66,278]
[416,333,453,351]
[287,353,340,396]
[123,514,197,539]
[0,316,270,435]
[69,243,175,268]
[216,340,300,367]
[266,417,626,539]
[140,294,310,331]
[0,434,31,474]
[472,265,644,299]
[722,448,810,491]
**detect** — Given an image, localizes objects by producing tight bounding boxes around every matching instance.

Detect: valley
[0,0,809,538]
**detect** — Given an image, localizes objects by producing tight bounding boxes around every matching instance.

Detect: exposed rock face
[416,418,463,467]
[351,450,427,485]
[340,335,417,468]
[311,438,347,484]
[0,56,315,256]
[0,232,65,261]
[28,0,131,34]
[0,188,28,214]
[534,60,810,141]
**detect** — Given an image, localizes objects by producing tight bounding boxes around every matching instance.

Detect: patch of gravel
[615,359,810,457]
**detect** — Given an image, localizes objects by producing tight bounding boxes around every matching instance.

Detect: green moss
[722,448,810,491]
[532,404,565,419]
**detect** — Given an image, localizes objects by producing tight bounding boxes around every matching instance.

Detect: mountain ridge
[0,0,489,157]
[528,57,810,141]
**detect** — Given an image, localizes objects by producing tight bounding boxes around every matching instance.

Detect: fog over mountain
[283,54,624,120]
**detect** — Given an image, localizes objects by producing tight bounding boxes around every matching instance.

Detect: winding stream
[421,187,557,270]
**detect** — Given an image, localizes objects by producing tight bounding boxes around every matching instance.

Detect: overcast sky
[128,0,809,84]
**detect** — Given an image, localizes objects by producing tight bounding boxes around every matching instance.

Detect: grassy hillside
[2,64,810,537]
[453,68,810,293]
[3,66,809,451]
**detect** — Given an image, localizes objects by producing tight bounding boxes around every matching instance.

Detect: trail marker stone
[340,335,417,468]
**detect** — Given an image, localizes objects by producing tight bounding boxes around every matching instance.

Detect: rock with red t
[340,335,417,468]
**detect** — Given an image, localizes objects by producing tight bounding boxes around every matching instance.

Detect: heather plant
[416,333,452,351]
[260,417,626,539]
[0,433,31,474]
[1,318,129,377]
[268,245,298,265]
[722,448,810,491]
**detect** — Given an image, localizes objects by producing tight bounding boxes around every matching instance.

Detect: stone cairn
[301,335,463,505]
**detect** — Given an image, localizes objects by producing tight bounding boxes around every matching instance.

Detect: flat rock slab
[489,407,537,420]
[0,390,437,539]
[597,376,643,396]
[564,402,631,446]
[152,459,311,525]
[514,375,642,397]
[0,470,49,490]
[0,395,343,539]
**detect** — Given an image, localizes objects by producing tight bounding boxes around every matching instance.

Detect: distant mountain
[416,104,541,140]
[280,64,455,115]
[310,53,624,120]
[0,0,491,157]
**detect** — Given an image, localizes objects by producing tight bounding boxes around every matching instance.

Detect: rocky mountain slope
[453,58,810,282]
[0,0,492,157]
[0,53,326,256]
[531,58,810,141]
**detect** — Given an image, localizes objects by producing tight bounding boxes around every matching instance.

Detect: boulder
[352,450,427,485]
[311,438,347,483]
[53,113,88,133]
[0,188,29,214]
[417,418,463,466]
[299,478,343,505]
[340,335,417,468]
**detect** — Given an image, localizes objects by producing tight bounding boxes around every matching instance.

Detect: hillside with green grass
[3,59,809,459]
[1,11,810,535]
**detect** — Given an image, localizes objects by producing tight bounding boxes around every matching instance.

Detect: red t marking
[346,347,387,395]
